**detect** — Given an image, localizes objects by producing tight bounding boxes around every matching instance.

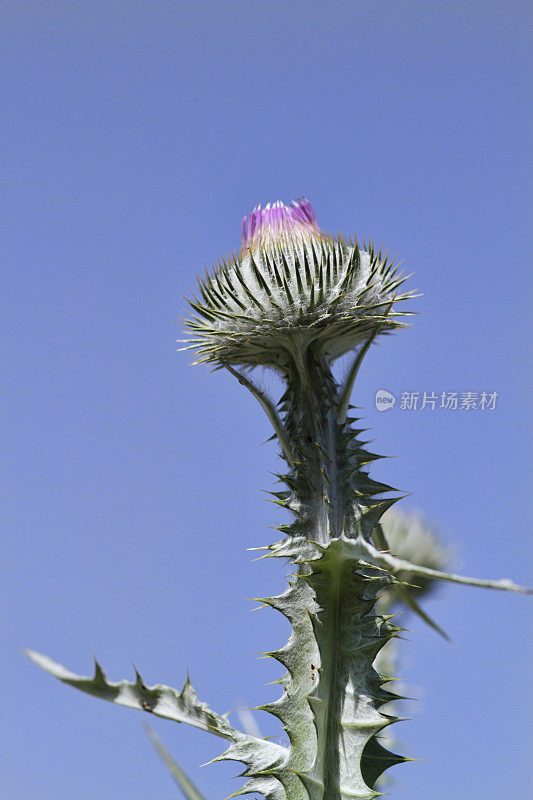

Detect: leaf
[396,587,451,641]
[25,649,243,741]
[145,724,209,800]
[360,539,531,594]
[25,649,289,799]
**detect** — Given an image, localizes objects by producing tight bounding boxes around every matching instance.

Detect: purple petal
[241,198,321,249]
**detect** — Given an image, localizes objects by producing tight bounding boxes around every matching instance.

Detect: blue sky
[2,2,532,799]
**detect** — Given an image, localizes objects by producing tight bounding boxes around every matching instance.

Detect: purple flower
[241,198,321,249]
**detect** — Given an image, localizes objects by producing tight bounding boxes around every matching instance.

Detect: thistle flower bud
[185,198,411,370]
[380,509,451,600]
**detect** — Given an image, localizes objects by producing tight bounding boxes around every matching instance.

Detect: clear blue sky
[2,2,531,799]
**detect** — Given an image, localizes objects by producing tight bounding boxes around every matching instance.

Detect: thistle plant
[27,198,529,799]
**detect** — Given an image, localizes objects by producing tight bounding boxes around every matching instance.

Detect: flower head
[185,198,412,370]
